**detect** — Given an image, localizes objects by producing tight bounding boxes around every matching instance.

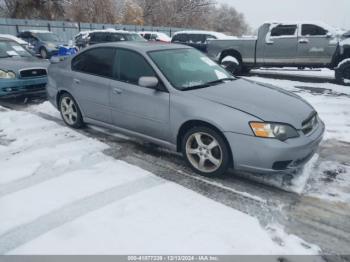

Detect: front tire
[182,126,231,177]
[335,59,350,86]
[59,93,84,128]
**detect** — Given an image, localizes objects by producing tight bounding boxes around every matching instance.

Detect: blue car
[0,37,48,98]
[17,30,65,59]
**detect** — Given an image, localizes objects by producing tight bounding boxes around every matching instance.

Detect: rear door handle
[113,88,123,95]
[299,39,309,44]
[73,78,80,84]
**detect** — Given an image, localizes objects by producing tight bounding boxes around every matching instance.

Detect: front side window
[149,48,233,91]
[115,49,155,85]
[72,47,115,78]
[270,25,297,37]
[302,24,328,36]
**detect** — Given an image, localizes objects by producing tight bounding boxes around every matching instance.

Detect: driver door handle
[299,39,309,44]
[73,78,80,84]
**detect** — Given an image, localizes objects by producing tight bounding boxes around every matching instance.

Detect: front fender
[170,92,260,144]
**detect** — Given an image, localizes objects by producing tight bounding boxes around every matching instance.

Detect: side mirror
[326,32,333,38]
[138,76,159,89]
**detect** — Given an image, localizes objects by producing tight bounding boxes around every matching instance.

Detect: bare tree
[0,0,65,20]
[68,0,118,23]
[209,4,250,35]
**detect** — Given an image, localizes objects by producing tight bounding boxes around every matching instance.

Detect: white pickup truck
[207,22,350,85]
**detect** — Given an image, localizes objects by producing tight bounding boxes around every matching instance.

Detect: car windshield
[0,40,32,58]
[125,33,147,42]
[149,48,234,90]
[35,32,60,42]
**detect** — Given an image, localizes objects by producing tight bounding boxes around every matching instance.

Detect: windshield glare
[149,49,233,90]
[0,40,32,58]
[35,32,60,42]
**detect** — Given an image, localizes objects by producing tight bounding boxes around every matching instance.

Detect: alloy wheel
[185,132,223,173]
[60,97,78,125]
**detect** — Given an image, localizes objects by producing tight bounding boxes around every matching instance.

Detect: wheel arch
[219,49,243,64]
[176,120,234,168]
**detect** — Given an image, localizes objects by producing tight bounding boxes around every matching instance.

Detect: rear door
[297,24,337,66]
[110,48,170,141]
[263,24,298,65]
[71,47,116,123]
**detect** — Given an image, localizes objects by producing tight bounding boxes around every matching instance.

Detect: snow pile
[0,108,319,255]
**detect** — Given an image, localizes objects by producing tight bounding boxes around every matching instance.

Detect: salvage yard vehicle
[17,30,66,59]
[74,29,146,49]
[207,22,350,85]
[0,38,48,98]
[47,42,325,177]
[172,30,233,52]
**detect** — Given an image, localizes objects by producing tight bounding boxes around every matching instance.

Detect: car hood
[188,79,315,129]
[0,56,49,73]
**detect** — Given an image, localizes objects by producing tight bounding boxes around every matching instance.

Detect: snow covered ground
[0,106,319,255]
[252,68,335,80]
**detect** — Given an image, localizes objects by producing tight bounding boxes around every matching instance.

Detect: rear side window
[270,25,297,37]
[302,24,328,36]
[115,49,155,85]
[172,34,187,43]
[72,47,116,78]
[188,34,206,43]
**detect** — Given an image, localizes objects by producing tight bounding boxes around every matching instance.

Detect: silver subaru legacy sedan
[47,42,325,177]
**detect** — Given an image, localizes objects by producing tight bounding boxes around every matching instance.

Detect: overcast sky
[216,0,350,30]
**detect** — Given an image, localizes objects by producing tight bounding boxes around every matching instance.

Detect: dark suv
[75,30,146,49]
[171,31,229,52]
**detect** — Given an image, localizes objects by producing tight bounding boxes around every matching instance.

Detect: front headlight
[0,69,16,79]
[250,122,299,141]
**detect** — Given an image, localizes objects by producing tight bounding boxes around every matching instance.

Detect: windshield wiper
[184,78,236,91]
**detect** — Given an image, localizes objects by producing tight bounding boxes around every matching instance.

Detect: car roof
[90,41,190,52]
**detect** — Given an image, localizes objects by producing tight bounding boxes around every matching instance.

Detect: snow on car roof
[172,30,233,40]
[0,34,28,45]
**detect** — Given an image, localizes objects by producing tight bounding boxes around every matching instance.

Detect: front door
[263,24,298,65]
[71,47,116,123]
[110,48,170,141]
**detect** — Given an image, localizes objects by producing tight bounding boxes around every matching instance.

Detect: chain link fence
[0,18,188,42]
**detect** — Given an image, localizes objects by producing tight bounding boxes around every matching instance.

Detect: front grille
[302,113,319,135]
[20,69,47,78]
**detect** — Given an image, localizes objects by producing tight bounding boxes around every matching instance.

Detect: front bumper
[0,77,48,98]
[224,121,325,174]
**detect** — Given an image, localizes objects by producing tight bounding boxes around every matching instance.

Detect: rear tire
[59,93,84,129]
[220,55,242,76]
[182,126,231,177]
[335,60,350,86]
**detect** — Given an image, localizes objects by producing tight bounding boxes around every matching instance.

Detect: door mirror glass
[138,76,159,88]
